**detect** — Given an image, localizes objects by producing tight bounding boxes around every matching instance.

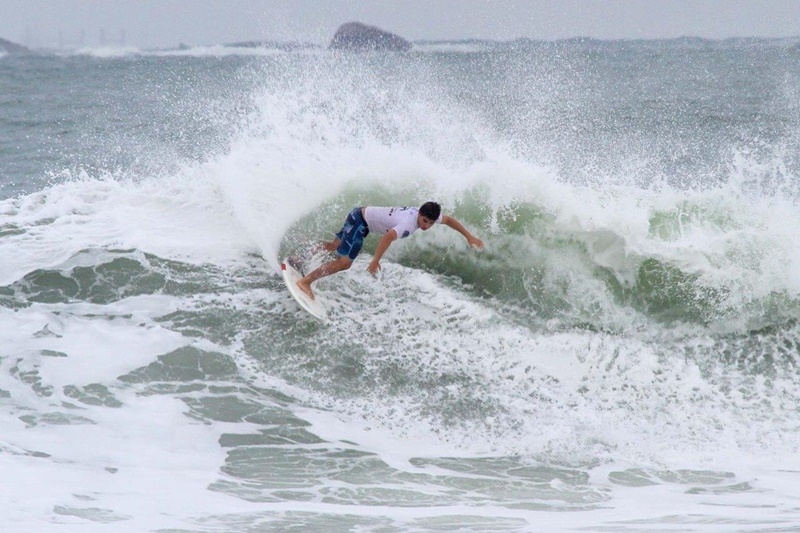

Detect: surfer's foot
[296,279,315,300]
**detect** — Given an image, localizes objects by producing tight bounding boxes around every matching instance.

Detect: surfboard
[281,258,327,322]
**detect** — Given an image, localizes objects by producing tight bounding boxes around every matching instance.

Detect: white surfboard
[281,258,327,322]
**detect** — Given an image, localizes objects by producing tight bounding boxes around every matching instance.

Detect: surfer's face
[418,215,436,231]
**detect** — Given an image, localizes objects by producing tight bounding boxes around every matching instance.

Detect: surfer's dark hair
[419,201,441,221]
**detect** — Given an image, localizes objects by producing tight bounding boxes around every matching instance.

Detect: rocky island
[329,22,411,52]
[0,37,30,54]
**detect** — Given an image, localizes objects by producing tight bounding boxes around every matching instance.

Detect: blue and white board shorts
[335,207,369,260]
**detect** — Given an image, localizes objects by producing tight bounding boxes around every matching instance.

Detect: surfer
[296,202,484,300]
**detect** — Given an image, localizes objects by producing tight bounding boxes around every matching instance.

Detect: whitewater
[1,38,800,531]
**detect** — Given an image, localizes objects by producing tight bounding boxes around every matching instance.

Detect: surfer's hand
[468,236,484,249]
[367,260,381,276]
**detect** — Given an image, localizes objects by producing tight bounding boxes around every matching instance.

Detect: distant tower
[120,29,126,46]
[99,28,106,46]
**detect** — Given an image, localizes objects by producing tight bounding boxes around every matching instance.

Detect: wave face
[2,41,800,531]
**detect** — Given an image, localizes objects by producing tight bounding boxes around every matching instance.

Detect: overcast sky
[2,0,799,50]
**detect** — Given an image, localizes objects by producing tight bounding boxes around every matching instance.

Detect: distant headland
[329,22,411,52]
[0,37,30,54]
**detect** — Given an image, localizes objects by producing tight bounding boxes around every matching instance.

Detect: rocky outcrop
[0,37,30,54]
[329,22,411,52]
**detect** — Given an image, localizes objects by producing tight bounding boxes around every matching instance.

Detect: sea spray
[2,40,800,531]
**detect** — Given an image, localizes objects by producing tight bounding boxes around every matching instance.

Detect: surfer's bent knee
[335,256,354,270]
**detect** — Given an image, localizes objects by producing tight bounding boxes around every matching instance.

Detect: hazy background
[2,0,800,50]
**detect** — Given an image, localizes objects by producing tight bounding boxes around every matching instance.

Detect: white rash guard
[363,206,443,239]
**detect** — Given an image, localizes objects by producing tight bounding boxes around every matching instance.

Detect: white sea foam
[3,44,800,531]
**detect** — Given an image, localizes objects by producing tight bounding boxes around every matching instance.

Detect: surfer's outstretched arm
[367,229,397,276]
[442,215,484,249]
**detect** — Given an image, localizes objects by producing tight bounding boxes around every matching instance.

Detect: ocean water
[2,38,800,532]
